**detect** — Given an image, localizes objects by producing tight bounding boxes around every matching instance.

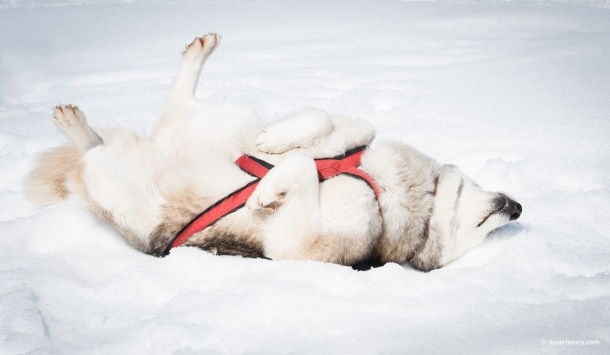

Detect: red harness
[166,146,380,254]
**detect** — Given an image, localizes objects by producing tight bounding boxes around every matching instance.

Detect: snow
[1,0,609,353]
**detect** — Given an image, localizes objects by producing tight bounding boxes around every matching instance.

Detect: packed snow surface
[1,0,609,354]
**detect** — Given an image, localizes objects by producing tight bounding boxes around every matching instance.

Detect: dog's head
[426,165,522,267]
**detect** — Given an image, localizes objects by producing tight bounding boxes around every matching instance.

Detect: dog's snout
[492,195,507,212]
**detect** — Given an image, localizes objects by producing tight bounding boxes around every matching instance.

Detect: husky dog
[24,34,521,271]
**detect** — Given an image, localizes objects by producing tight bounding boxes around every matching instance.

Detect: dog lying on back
[24,34,522,271]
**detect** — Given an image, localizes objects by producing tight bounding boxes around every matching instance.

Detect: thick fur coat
[24,34,522,271]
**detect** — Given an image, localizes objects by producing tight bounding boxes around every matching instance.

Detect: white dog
[24,34,521,271]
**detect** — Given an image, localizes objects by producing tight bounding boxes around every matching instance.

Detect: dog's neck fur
[358,141,440,268]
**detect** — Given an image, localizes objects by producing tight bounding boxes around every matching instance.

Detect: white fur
[248,152,322,258]
[25,34,521,271]
[255,109,333,154]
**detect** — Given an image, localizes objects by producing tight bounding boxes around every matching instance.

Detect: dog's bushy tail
[23,145,83,205]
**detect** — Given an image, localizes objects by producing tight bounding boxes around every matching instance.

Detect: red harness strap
[167,146,379,253]
[314,146,381,198]
[167,180,259,252]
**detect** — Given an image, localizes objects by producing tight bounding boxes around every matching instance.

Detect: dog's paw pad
[53,104,86,128]
[52,104,102,152]
[247,188,286,214]
[259,199,284,214]
[183,33,221,57]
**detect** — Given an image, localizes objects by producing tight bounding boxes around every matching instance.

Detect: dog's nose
[508,200,522,221]
[498,194,522,221]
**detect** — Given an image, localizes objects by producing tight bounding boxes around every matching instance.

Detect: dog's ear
[435,164,463,205]
[433,164,464,239]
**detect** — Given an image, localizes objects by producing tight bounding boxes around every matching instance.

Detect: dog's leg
[153,33,233,147]
[246,152,322,259]
[167,33,221,102]
[246,151,319,213]
[255,111,375,158]
[53,104,103,153]
[254,109,333,154]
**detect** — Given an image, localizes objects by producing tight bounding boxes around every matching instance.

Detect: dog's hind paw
[53,104,85,128]
[183,33,222,58]
[53,104,102,153]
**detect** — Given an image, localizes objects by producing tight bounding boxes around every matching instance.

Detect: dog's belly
[182,209,266,258]
[162,174,382,264]
[147,161,259,255]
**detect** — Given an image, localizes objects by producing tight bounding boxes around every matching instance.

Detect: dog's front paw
[246,152,316,214]
[183,33,221,58]
[254,129,293,154]
[246,181,286,214]
[255,109,332,154]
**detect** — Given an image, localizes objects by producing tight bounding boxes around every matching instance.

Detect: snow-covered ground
[1,0,609,354]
